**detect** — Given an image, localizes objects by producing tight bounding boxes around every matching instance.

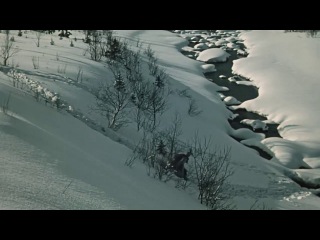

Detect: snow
[225,37,237,42]
[201,64,216,73]
[181,46,195,52]
[214,39,228,46]
[228,76,237,82]
[240,119,268,131]
[1,30,320,209]
[294,169,320,188]
[219,75,227,79]
[224,96,241,106]
[194,43,209,50]
[233,30,320,173]
[196,48,230,63]
[227,42,239,49]
[0,80,204,210]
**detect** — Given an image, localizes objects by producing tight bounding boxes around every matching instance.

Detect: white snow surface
[233,30,320,170]
[196,48,230,63]
[224,96,241,106]
[0,30,319,209]
[201,64,216,73]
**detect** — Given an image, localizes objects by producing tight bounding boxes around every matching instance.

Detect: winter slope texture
[0,82,204,210]
[0,30,319,209]
[233,30,320,171]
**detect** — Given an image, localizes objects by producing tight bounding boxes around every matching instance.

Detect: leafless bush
[144,44,160,76]
[130,81,152,131]
[188,98,202,117]
[1,93,11,115]
[94,73,132,130]
[32,56,39,69]
[134,131,173,181]
[175,177,192,190]
[57,64,67,74]
[190,132,233,210]
[0,30,20,66]
[249,199,272,210]
[136,38,143,48]
[88,30,103,61]
[177,88,192,99]
[165,112,183,159]
[144,86,167,132]
[76,66,83,83]
[144,44,155,59]
[35,31,42,47]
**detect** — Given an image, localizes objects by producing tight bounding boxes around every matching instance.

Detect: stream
[178,30,282,161]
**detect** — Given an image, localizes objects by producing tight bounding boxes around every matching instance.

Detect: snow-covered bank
[1,30,320,209]
[116,30,320,209]
[233,30,320,170]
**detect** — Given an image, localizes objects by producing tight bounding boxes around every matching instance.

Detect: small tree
[165,112,183,160]
[35,31,42,47]
[156,139,167,156]
[145,84,167,132]
[190,132,233,210]
[131,81,152,131]
[95,73,132,130]
[88,30,103,61]
[0,30,19,66]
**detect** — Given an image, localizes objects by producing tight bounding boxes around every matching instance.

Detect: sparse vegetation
[57,64,67,74]
[76,66,84,83]
[35,31,42,47]
[94,73,132,130]
[32,56,39,69]
[190,132,233,209]
[0,30,20,66]
[87,30,103,61]
[1,93,11,115]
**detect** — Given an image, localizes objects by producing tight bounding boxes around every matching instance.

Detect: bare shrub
[94,73,132,130]
[190,132,233,210]
[88,30,103,61]
[1,93,11,115]
[177,88,192,99]
[32,56,39,69]
[35,31,42,47]
[57,64,67,74]
[0,30,20,66]
[76,66,84,83]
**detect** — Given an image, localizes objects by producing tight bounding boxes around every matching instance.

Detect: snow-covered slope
[0,80,205,210]
[1,30,319,209]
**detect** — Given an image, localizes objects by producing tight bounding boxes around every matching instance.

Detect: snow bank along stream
[178,30,281,160]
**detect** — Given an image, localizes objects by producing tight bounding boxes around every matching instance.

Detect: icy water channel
[179,32,281,160]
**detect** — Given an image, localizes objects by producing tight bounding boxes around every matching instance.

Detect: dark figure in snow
[167,149,192,180]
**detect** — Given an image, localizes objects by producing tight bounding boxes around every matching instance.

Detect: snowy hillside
[0,30,319,209]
